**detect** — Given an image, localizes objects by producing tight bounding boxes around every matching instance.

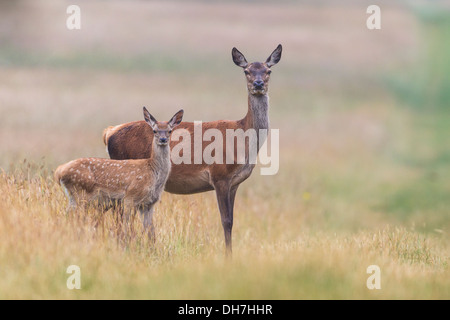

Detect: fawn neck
[148,142,171,181]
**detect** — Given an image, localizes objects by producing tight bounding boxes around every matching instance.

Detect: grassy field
[0,0,449,299]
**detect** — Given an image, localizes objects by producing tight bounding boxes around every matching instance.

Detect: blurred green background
[0,0,449,235]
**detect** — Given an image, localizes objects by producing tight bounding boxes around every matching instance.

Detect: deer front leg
[139,204,155,242]
[214,181,238,257]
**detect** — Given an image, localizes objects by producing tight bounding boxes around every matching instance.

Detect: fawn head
[143,107,184,146]
[232,44,282,95]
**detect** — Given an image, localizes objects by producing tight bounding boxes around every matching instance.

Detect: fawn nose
[253,80,264,89]
[159,137,168,144]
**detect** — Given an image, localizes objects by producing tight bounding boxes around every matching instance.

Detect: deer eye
[244,70,250,75]
[267,70,272,75]
[153,130,157,134]
[168,130,172,134]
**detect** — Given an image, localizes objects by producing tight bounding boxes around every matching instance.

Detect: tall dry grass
[0,0,449,299]
[0,165,448,299]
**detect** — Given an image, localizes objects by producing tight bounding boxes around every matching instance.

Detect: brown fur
[55,109,183,237]
[103,45,282,254]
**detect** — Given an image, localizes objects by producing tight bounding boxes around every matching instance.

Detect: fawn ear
[143,106,157,130]
[169,109,184,129]
[232,47,248,68]
[266,44,282,68]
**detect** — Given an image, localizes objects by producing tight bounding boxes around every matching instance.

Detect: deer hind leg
[59,182,81,216]
[214,181,238,257]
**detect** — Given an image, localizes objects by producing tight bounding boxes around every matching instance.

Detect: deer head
[143,107,184,146]
[232,44,282,95]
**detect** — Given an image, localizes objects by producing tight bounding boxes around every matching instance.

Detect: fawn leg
[139,204,155,242]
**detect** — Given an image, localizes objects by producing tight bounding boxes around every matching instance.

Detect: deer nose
[253,80,264,89]
[159,137,168,144]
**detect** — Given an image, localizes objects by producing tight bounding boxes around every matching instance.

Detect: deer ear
[232,47,248,68]
[169,109,184,129]
[266,44,282,67]
[143,106,157,130]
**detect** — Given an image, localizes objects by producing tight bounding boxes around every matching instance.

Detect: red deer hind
[103,45,282,255]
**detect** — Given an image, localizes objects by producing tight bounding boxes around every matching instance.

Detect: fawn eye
[267,70,272,75]
[153,130,157,134]
[244,70,250,75]
[168,130,172,134]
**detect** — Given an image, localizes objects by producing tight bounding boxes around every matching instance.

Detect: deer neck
[245,93,269,132]
[148,143,171,186]
[243,93,269,150]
